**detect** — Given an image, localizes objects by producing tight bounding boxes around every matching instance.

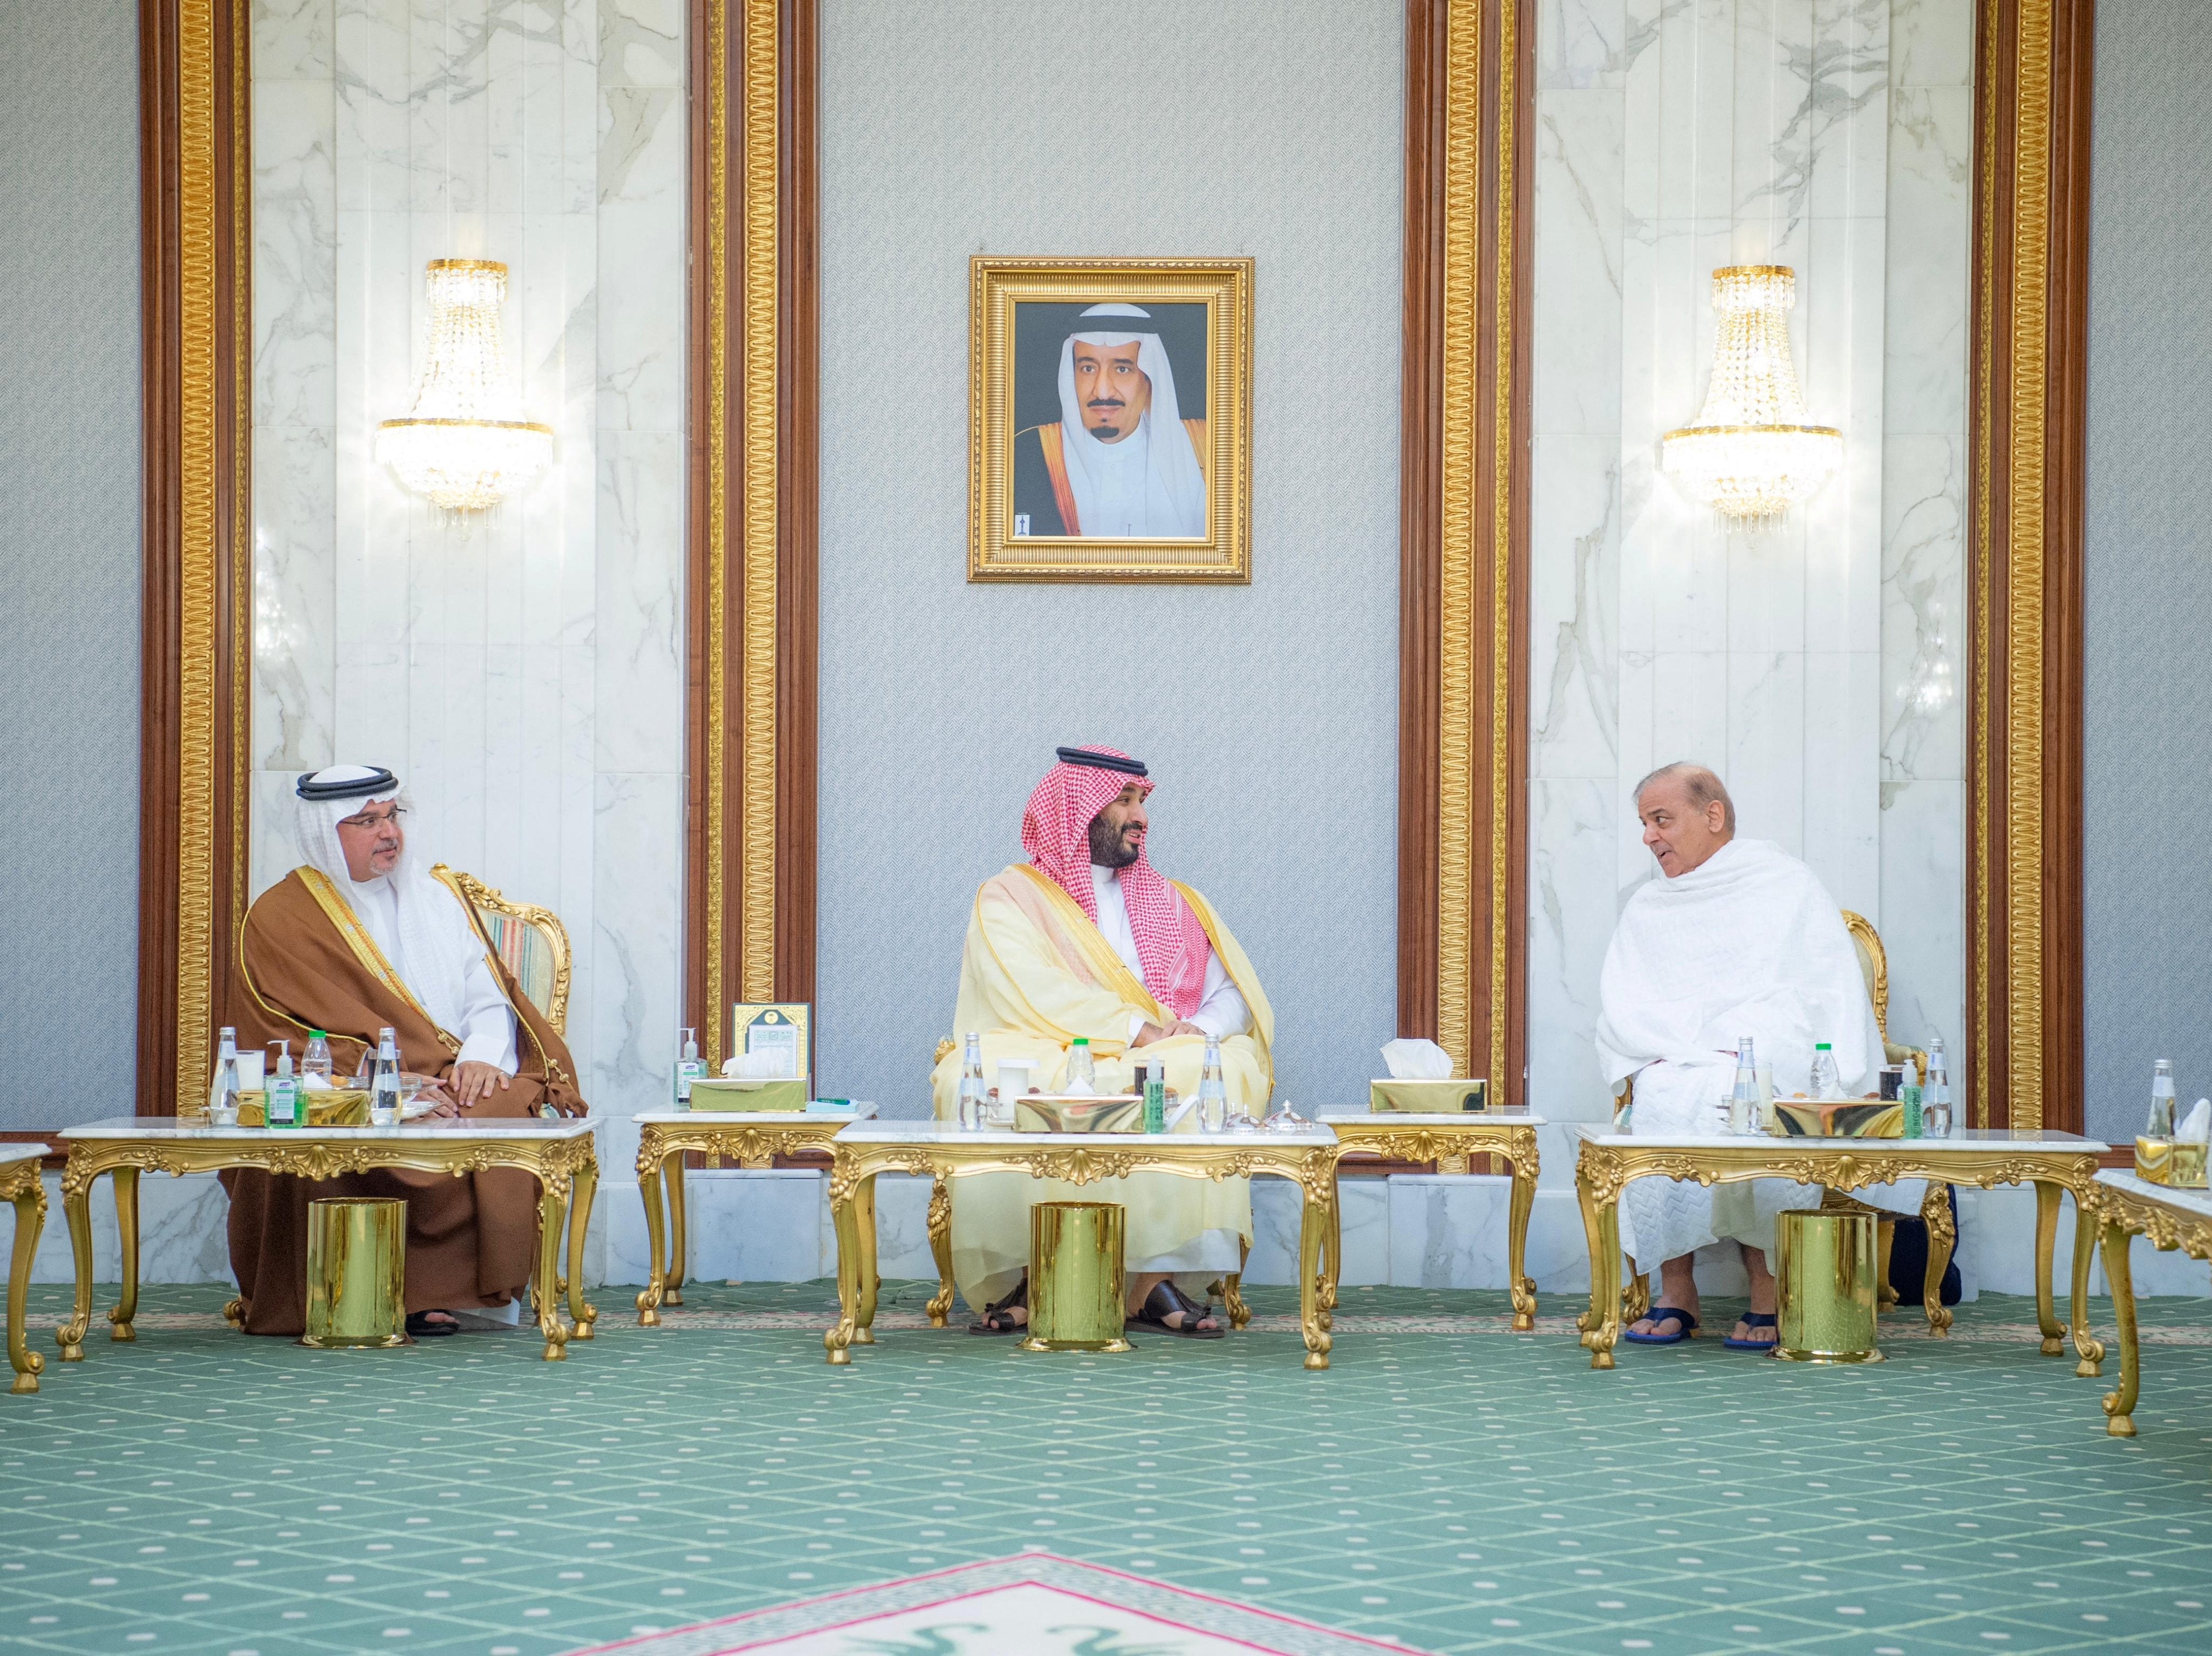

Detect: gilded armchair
[434,864,573,1035]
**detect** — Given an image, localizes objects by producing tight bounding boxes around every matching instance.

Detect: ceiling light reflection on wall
[1661,265,1842,528]
[375,259,553,513]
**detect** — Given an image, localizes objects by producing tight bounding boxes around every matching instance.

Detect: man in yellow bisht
[930,745,1274,1338]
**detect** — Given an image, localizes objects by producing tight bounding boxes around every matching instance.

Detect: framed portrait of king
[969,257,1252,583]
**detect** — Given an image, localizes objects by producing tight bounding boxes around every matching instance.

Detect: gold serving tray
[182,1089,372,1128]
[1013,1094,1145,1134]
[1772,1099,1903,1139]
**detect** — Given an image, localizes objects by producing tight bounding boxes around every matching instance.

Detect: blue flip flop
[1622,1305,1698,1345]
[1724,1311,1779,1351]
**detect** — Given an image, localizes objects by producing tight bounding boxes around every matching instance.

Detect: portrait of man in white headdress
[1010,301,1209,540]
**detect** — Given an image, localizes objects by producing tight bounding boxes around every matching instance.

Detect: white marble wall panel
[1531,0,1968,1123]
[250,0,687,1139]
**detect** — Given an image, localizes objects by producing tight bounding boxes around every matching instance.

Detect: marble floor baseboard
[19,1167,2210,1301]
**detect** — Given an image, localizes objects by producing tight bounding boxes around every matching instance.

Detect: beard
[1088,812,1139,870]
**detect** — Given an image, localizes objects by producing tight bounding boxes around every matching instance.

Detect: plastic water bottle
[301,1031,333,1088]
[1925,1035,1954,1137]
[370,1028,402,1127]
[1063,1037,1097,1096]
[1809,1042,1841,1101]
[1197,1036,1228,1133]
[958,1033,987,1129]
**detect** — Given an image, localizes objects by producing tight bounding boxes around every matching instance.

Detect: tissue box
[1772,1099,1903,1139]
[1370,1079,1488,1114]
[1013,1095,1144,1134]
[2137,1137,2209,1187]
[690,1078,810,1112]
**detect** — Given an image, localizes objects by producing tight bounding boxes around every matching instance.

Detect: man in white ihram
[1010,302,1208,538]
[1596,763,1889,1351]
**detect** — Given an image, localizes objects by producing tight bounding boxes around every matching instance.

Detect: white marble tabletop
[0,1143,48,1168]
[833,1121,1339,1150]
[2096,1168,2212,1219]
[632,1104,876,1125]
[1569,1123,2108,1154]
[1319,1109,1547,1126]
[59,1115,596,1142]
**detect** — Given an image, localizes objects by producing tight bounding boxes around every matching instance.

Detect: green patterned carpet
[4,1282,2211,1654]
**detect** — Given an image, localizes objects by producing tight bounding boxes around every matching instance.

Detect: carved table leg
[1589,1198,1624,1370]
[853,1174,880,1344]
[1575,1175,1604,1339]
[221,1298,245,1330]
[2033,1180,2066,1355]
[2069,1193,2105,1376]
[110,1167,140,1342]
[663,1150,689,1307]
[1314,1177,1341,1332]
[635,1143,669,1325]
[1507,1152,1538,1331]
[535,1174,572,1361]
[825,1161,862,1365]
[2098,1219,2140,1437]
[1877,1219,1899,1311]
[565,1161,599,1341]
[55,1164,95,1362]
[1222,1236,1252,1332]
[8,1177,46,1394]
[1298,1180,1333,1370]
[1921,1182,1955,1335]
[923,1175,954,1327]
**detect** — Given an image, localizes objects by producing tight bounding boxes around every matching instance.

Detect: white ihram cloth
[1086,862,1247,1275]
[294,766,518,1073]
[1595,837,1919,1268]
[1056,304,1207,537]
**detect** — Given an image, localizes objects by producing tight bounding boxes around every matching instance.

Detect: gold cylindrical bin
[302,1197,408,1349]
[1020,1201,1131,1353]
[1775,1209,1883,1364]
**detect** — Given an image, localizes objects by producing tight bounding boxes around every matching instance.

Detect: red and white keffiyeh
[1020,747,1213,1020]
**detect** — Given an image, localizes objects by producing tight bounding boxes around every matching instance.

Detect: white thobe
[348,875,518,1072]
[1088,862,1246,1274]
[1595,838,1919,1268]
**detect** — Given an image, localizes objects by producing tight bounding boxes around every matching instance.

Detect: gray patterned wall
[2083,1,2212,1142]
[815,1,1405,1114]
[0,1,142,1130]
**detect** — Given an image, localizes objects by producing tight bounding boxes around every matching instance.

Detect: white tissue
[720,1049,795,1080]
[2179,1098,2211,1144]
[1381,1038,1453,1081]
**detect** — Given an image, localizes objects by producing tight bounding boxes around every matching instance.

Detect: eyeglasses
[336,806,407,832]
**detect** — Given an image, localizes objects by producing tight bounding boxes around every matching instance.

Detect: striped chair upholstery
[433,865,572,1035]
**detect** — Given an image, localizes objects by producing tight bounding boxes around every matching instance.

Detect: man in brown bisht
[222,764,585,1337]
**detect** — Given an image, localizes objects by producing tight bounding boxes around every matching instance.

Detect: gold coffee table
[630,1107,891,1325]
[1319,1110,1543,1330]
[1570,1125,2108,1371]
[2088,1169,2212,1438]
[822,1122,1343,1369]
[2,1145,50,1394]
[55,1116,600,1362]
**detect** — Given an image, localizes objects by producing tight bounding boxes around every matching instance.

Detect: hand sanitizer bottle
[266,1041,299,1129]
[1197,1036,1228,1133]
[369,1028,402,1127]
[958,1033,988,1129]
[2148,1059,2177,1137]
[674,1027,704,1108]
[211,1027,242,1126]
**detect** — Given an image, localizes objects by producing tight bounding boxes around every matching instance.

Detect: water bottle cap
[1071,1037,1089,1047]
[1815,1042,1832,1050]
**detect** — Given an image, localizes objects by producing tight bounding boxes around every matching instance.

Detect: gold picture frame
[968,257,1252,583]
